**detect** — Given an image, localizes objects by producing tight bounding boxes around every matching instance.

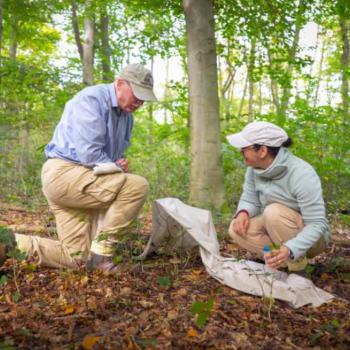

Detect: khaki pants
[229,203,326,259]
[15,158,149,268]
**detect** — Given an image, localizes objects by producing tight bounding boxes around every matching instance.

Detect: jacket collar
[253,147,289,180]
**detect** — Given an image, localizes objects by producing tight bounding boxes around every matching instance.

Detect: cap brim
[226,133,252,148]
[130,82,158,102]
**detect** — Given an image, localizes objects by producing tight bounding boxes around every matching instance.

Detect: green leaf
[7,249,27,262]
[12,291,21,303]
[157,276,171,287]
[96,233,108,242]
[191,299,214,327]
[0,275,8,286]
[112,255,123,265]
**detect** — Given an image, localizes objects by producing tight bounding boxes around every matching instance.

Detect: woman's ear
[259,145,269,158]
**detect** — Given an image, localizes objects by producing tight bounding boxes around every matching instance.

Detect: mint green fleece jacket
[236,147,330,259]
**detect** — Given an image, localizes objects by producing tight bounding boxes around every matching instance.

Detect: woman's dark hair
[253,137,293,157]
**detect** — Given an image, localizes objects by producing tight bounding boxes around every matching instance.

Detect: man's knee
[125,174,149,197]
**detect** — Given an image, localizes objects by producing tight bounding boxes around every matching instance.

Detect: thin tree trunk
[266,45,280,114]
[100,5,112,82]
[258,80,262,115]
[248,39,256,122]
[9,14,18,59]
[184,0,225,209]
[278,0,305,125]
[339,17,349,118]
[164,58,170,123]
[313,33,326,107]
[83,0,95,85]
[71,0,83,62]
[0,0,3,60]
[238,71,248,117]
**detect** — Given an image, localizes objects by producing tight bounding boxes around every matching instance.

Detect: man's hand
[116,158,129,172]
[264,245,290,269]
[230,211,249,237]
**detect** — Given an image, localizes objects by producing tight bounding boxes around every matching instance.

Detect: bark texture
[83,0,94,85]
[183,0,225,209]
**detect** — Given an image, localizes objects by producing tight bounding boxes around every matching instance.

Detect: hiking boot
[0,226,16,265]
[87,252,122,275]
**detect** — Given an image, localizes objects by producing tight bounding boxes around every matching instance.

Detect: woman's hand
[230,211,249,237]
[264,245,290,269]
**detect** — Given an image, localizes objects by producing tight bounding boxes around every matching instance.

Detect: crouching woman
[227,121,330,271]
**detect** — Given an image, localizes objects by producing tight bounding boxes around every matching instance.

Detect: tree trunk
[266,45,280,114]
[100,5,112,82]
[71,0,83,62]
[83,0,94,85]
[164,58,170,123]
[183,0,225,209]
[313,33,325,107]
[278,0,305,125]
[238,71,248,118]
[247,39,256,122]
[9,14,18,59]
[0,0,3,60]
[339,17,349,118]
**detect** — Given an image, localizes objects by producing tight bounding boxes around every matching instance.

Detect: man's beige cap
[119,63,157,102]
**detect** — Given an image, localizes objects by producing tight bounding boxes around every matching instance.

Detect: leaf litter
[0,206,349,349]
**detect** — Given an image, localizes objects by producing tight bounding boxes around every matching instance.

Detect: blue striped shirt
[45,83,133,167]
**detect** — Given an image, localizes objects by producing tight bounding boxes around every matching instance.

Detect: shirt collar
[108,83,118,108]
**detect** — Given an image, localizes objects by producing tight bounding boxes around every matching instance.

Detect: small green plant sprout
[191,298,214,327]
[157,276,171,287]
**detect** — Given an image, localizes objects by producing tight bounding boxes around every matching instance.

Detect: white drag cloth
[138,198,333,308]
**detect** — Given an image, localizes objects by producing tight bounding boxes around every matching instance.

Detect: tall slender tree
[183,0,224,209]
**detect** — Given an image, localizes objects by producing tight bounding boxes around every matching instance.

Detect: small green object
[157,276,171,287]
[12,291,20,303]
[191,299,214,327]
[112,255,123,264]
[0,275,8,286]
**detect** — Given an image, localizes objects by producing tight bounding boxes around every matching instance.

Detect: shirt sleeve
[70,94,112,167]
[236,167,261,217]
[284,168,329,259]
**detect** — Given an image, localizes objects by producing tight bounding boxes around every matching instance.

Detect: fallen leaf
[187,327,198,337]
[177,288,188,296]
[167,309,178,320]
[63,305,75,315]
[82,335,100,350]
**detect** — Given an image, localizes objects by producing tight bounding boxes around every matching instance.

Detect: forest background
[0,1,350,348]
[0,0,349,218]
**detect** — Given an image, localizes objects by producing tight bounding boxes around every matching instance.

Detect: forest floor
[0,203,349,350]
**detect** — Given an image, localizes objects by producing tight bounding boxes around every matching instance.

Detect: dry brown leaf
[80,275,89,287]
[63,305,75,315]
[120,287,131,295]
[177,288,188,296]
[82,335,100,350]
[167,309,178,320]
[187,327,198,337]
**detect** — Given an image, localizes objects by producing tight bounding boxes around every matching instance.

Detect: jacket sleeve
[236,167,261,217]
[284,167,329,259]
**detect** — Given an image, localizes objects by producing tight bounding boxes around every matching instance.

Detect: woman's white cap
[226,121,288,148]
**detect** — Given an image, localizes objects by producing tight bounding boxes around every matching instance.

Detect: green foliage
[157,276,171,287]
[191,298,214,327]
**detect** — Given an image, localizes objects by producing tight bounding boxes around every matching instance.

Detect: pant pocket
[83,173,127,203]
